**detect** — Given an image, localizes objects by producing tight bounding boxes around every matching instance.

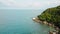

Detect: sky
[0,0,60,9]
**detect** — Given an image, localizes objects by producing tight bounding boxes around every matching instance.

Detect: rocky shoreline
[32,17,59,34]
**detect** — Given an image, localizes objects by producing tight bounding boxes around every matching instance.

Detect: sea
[0,9,52,34]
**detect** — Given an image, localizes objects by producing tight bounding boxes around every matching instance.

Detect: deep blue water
[0,9,50,34]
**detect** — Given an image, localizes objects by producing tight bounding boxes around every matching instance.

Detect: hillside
[38,6,60,28]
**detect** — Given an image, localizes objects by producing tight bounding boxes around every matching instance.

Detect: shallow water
[0,9,50,34]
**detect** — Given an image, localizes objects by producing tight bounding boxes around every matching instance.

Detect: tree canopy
[38,6,60,28]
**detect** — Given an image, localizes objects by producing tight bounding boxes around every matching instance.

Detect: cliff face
[38,6,60,28]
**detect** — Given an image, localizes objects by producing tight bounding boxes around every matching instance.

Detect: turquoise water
[0,9,50,34]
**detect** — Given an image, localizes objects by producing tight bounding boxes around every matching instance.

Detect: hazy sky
[0,0,60,9]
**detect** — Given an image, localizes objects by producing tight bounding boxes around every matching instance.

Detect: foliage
[38,6,60,28]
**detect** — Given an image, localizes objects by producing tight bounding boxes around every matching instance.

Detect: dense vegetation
[38,6,60,28]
